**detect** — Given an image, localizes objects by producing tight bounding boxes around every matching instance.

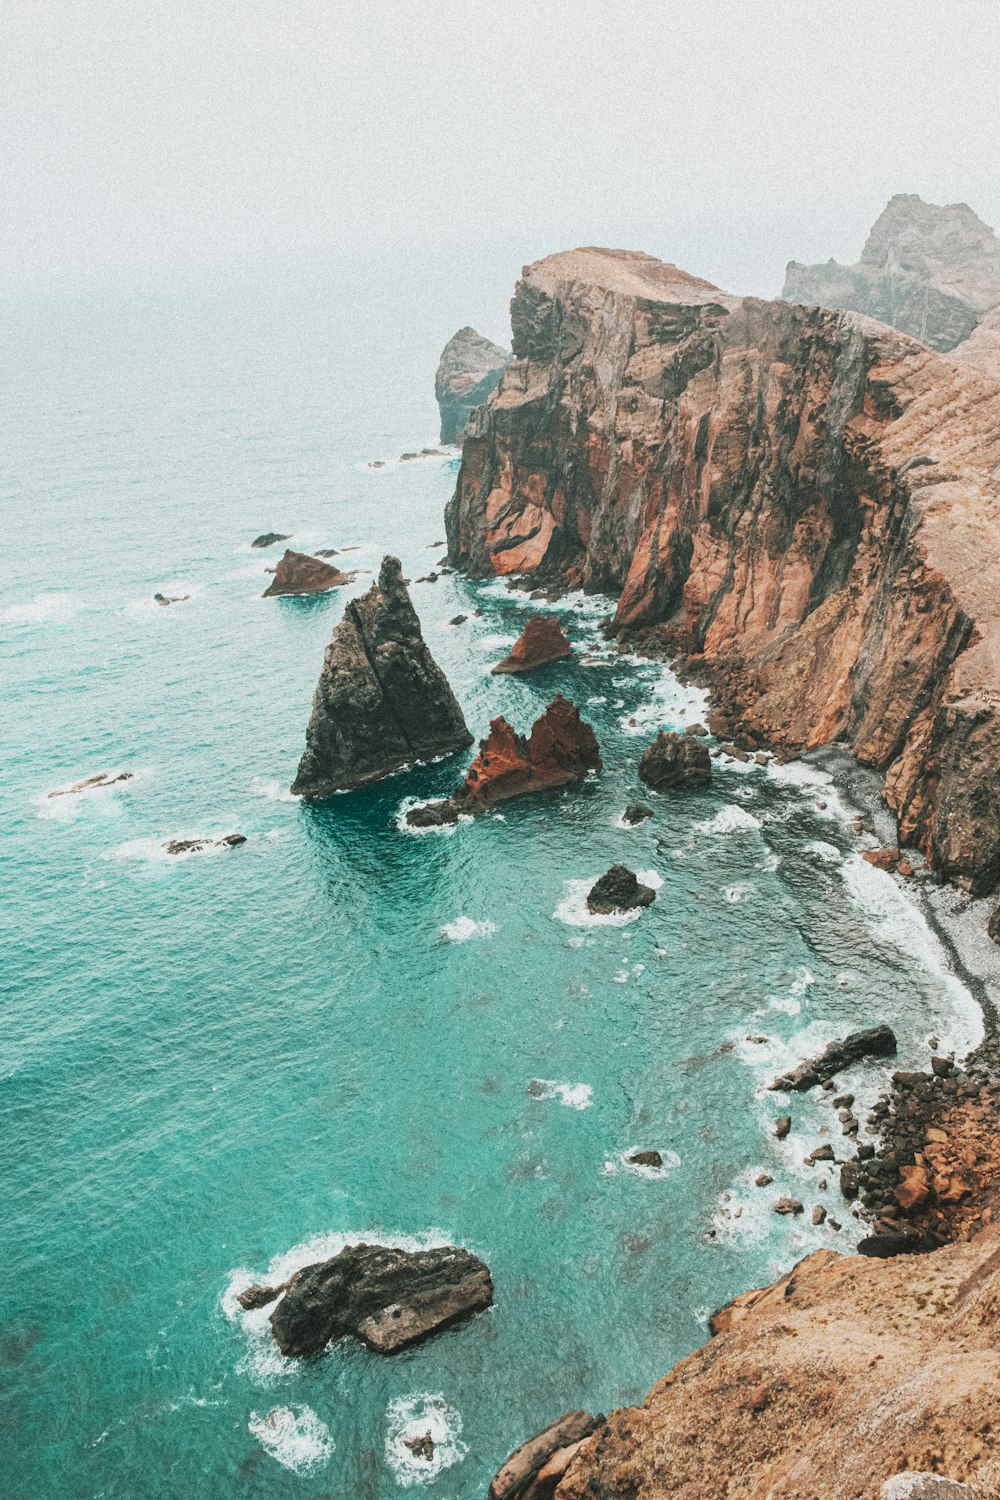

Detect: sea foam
[384,1393,467,1487]
[248,1405,333,1473]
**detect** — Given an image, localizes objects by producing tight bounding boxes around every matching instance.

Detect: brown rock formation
[492,615,572,674]
[446,245,1000,895]
[435,326,510,444]
[405,695,600,824]
[490,1412,603,1500]
[782,195,1000,351]
[638,730,711,789]
[551,1226,1000,1499]
[262,549,356,597]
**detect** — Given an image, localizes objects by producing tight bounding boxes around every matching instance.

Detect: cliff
[435,326,510,444]
[782,194,1000,352]
[446,246,1000,896]
[291,555,472,797]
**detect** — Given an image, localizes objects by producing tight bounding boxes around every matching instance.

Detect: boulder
[773,1198,804,1216]
[489,1411,602,1500]
[586,865,656,915]
[435,327,510,445]
[263,549,356,598]
[638,731,711,790]
[628,1151,663,1169]
[266,1242,492,1357]
[251,531,291,549]
[292,556,473,798]
[775,1115,791,1139]
[863,847,902,871]
[771,1024,897,1091]
[492,615,572,674]
[622,803,654,825]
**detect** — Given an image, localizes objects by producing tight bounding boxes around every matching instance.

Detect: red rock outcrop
[262,549,356,597]
[446,246,1000,895]
[492,615,572,674]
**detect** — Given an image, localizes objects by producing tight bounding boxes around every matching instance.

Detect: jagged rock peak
[783,194,1000,351]
[434,326,509,444]
[291,555,473,798]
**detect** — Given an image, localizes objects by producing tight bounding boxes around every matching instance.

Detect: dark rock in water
[293,556,473,799]
[406,800,460,829]
[314,548,340,558]
[263,549,356,598]
[622,803,654,825]
[164,833,246,855]
[436,327,510,445]
[775,1115,791,1139]
[639,731,711,790]
[237,1281,289,1311]
[492,615,572,675]
[449,614,468,626]
[48,771,133,799]
[268,1241,493,1357]
[773,1197,804,1215]
[840,1161,861,1200]
[586,864,656,915]
[771,1024,897,1092]
[251,532,291,549]
[403,1431,435,1463]
[154,592,190,606]
[488,1411,603,1500]
[627,1150,663,1169]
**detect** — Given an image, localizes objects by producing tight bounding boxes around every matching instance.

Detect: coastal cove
[1,271,991,1500]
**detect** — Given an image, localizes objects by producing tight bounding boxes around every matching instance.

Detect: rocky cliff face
[291,556,472,797]
[548,1225,1000,1499]
[446,246,1000,895]
[783,194,1000,352]
[435,326,510,444]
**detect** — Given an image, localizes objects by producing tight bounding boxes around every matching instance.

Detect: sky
[5,0,1000,302]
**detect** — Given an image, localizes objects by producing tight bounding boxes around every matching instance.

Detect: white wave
[439,916,497,942]
[553,873,660,927]
[251,777,296,803]
[3,591,79,625]
[105,833,246,865]
[248,1405,333,1474]
[529,1079,593,1109]
[766,967,814,1015]
[697,805,762,835]
[384,1394,467,1487]
[804,839,844,864]
[586,695,608,706]
[756,851,782,872]
[722,882,755,904]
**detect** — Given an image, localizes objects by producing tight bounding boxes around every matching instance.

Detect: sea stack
[435,327,509,444]
[492,615,572,674]
[263,549,356,598]
[292,555,473,798]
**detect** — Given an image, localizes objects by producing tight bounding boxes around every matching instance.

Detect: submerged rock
[292,556,473,798]
[492,615,572,674]
[47,771,133,799]
[262,549,356,598]
[435,327,510,445]
[771,1024,898,1092]
[404,695,600,825]
[489,1411,603,1500]
[265,1241,493,1357]
[622,803,654,825]
[628,1151,663,1169]
[586,865,656,915]
[164,833,246,855]
[251,531,292,549]
[403,1432,435,1463]
[153,592,190,606]
[638,732,711,790]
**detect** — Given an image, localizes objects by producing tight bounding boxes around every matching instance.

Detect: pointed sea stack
[492,615,572,674]
[263,549,356,598]
[435,327,510,444]
[292,555,473,798]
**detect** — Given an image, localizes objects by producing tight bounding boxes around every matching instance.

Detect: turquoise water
[2,267,982,1499]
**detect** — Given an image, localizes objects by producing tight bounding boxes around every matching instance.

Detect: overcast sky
[5,0,1000,298]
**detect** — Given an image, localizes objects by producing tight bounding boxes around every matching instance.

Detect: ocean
[1,260,983,1499]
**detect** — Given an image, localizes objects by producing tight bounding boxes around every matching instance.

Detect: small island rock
[492,615,572,675]
[251,532,291,549]
[622,803,654,825]
[586,865,656,915]
[639,731,711,790]
[263,549,356,598]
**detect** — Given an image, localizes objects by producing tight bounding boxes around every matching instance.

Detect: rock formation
[622,802,653,825]
[782,195,1000,351]
[435,326,509,445]
[489,1412,603,1500]
[446,244,1000,897]
[251,531,291,549]
[638,731,711,790]
[539,1225,1000,1499]
[492,615,572,674]
[771,1024,898,1091]
[586,865,656,914]
[262,549,356,598]
[292,556,473,798]
[404,695,600,824]
[164,833,246,855]
[244,1242,492,1357]
[47,771,133,798]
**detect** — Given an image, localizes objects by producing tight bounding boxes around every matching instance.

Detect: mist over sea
[1,262,982,1498]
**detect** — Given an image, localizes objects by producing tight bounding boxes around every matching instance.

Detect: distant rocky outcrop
[262,549,356,598]
[292,555,473,798]
[251,531,292,549]
[586,865,656,914]
[435,327,509,444]
[639,731,711,790]
[782,194,1000,351]
[404,695,600,825]
[243,1242,492,1358]
[492,615,572,674]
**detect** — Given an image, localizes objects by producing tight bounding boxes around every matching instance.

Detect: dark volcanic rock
[628,1151,663,1169]
[403,1432,435,1462]
[267,1241,493,1357]
[489,1411,603,1500]
[251,531,292,549]
[405,800,460,829]
[164,833,246,855]
[292,556,473,798]
[622,802,654,825]
[772,1025,898,1092]
[237,1281,288,1311]
[638,732,711,790]
[262,549,356,598]
[586,865,656,915]
[435,327,509,445]
[492,615,572,674]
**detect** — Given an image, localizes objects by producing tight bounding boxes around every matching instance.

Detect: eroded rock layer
[446,246,1000,893]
